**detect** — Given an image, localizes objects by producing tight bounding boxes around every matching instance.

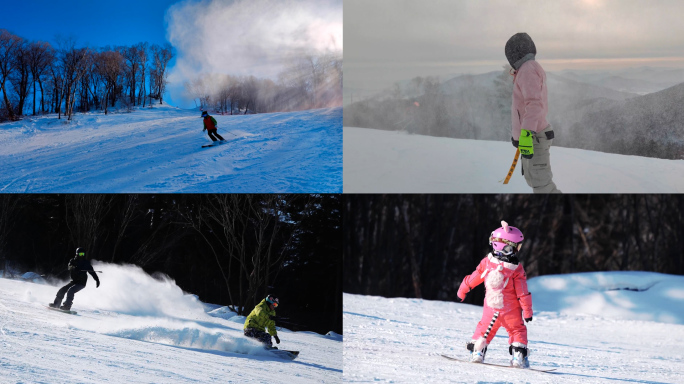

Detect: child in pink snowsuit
[457,221,533,368]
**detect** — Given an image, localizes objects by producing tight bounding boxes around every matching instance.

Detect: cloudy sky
[345,0,684,100]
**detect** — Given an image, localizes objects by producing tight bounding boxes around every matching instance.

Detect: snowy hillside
[343,271,684,383]
[0,263,342,383]
[0,105,342,193]
[344,127,684,193]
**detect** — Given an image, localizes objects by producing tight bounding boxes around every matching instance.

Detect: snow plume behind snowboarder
[506,33,561,194]
[49,247,100,311]
[244,295,281,349]
[457,221,533,368]
[201,111,226,143]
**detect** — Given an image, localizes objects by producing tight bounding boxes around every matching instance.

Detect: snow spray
[474,311,499,351]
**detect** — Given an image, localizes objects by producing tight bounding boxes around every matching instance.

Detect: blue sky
[0,0,177,48]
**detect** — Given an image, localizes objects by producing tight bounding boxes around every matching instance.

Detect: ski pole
[474,311,499,351]
[502,149,520,184]
[80,270,103,273]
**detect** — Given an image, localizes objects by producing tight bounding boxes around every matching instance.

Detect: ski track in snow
[343,279,684,384]
[0,271,341,384]
[0,106,342,193]
[343,127,684,193]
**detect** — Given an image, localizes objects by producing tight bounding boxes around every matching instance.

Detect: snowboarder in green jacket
[244,295,280,348]
[201,111,226,142]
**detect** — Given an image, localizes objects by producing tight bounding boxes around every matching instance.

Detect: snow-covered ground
[344,127,684,192]
[0,105,342,193]
[0,263,341,383]
[343,271,684,383]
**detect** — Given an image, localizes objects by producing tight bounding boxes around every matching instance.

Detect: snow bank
[529,271,684,324]
[325,331,343,341]
[344,127,684,192]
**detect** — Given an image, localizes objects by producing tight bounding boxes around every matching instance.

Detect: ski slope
[344,127,684,193]
[0,105,342,193]
[344,272,684,383]
[0,263,342,383]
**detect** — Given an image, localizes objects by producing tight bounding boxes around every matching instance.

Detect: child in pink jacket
[506,33,561,193]
[457,221,533,368]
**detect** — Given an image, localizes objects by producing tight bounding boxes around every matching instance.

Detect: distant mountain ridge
[343,67,684,159]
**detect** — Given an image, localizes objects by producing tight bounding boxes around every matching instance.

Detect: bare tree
[121,45,137,106]
[64,195,113,257]
[179,195,306,314]
[10,40,31,116]
[94,50,122,115]
[55,37,90,120]
[0,30,23,120]
[27,41,54,115]
[136,42,148,107]
[0,195,20,277]
[150,43,174,104]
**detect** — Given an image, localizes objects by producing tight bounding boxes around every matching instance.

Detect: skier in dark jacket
[49,247,100,310]
[201,111,226,143]
[244,295,280,349]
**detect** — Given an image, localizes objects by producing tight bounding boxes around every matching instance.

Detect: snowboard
[268,349,299,361]
[440,354,556,373]
[45,305,77,315]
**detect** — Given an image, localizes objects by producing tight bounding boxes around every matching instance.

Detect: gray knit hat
[505,33,537,70]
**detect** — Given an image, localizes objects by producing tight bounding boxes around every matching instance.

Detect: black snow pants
[53,281,85,308]
[207,130,225,141]
[244,328,273,347]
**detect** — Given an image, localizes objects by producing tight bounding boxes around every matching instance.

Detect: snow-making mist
[343,272,684,383]
[0,264,342,383]
[343,67,684,160]
[0,105,342,193]
[344,127,684,193]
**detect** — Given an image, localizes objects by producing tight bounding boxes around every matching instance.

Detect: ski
[202,141,228,148]
[440,354,556,373]
[44,305,78,315]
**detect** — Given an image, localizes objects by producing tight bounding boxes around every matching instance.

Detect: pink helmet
[489,221,524,255]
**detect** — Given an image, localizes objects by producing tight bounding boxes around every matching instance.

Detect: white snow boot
[466,341,487,363]
[509,344,530,368]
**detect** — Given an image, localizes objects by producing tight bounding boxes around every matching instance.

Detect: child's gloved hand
[457,281,470,302]
[274,335,280,344]
[524,316,532,323]
[511,137,519,148]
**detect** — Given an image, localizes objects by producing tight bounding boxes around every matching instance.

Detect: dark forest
[0,194,342,334]
[343,194,684,307]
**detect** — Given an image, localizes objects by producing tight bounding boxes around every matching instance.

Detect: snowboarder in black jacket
[50,247,100,310]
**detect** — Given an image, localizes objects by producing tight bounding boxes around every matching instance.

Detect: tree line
[0,29,174,122]
[343,195,684,306]
[185,51,342,114]
[0,194,342,334]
